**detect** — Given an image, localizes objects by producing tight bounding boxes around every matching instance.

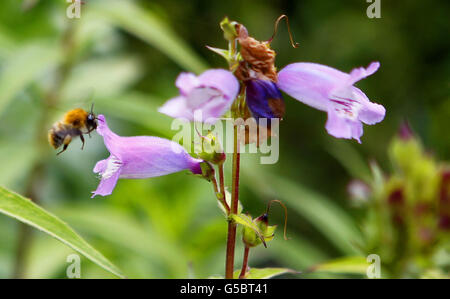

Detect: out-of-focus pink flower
[158,69,239,124]
[91,115,202,198]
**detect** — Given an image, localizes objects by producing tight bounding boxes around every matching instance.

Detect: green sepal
[206,46,230,60]
[220,17,238,41]
[195,131,226,165]
[262,224,277,242]
[229,213,267,248]
[199,161,215,182]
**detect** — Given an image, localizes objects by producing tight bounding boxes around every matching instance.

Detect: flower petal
[159,69,239,123]
[96,115,122,158]
[277,63,340,111]
[91,155,122,198]
[117,136,203,178]
[352,87,386,125]
[92,115,203,197]
[91,169,121,198]
[93,158,108,174]
[245,79,284,120]
[197,69,240,101]
[176,72,199,96]
[157,96,191,120]
[278,62,384,142]
[348,62,380,85]
[325,110,363,143]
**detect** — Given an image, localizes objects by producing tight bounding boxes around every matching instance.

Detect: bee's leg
[86,127,95,138]
[79,133,85,150]
[57,145,68,155]
[57,135,72,155]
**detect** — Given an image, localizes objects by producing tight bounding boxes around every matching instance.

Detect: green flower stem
[223,30,243,279]
[239,246,250,279]
[211,171,230,214]
[218,163,229,214]
[225,124,241,279]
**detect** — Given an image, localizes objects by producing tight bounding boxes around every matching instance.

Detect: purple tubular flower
[277,62,385,143]
[91,115,203,198]
[245,79,285,120]
[158,69,240,124]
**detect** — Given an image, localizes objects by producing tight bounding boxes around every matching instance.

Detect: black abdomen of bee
[48,124,81,149]
[50,130,64,149]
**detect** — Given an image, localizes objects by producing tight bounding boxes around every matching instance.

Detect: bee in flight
[48,104,98,155]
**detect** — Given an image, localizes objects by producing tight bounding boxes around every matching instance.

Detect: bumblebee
[48,105,97,155]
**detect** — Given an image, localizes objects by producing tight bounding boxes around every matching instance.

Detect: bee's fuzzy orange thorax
[64,108,88,128]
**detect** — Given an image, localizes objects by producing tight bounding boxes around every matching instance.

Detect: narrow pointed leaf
[0,186,124,278]
[90,0,207,73]
[309,256,368,275]
[0,41,61,115]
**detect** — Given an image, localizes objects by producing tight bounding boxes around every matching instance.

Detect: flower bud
[387,187,405,225]
[398,121,414,141]
[196,131,226,165]
[220,17,238,41]
[389,134,422,176]
[347,179,371,206]
[242,213,277,248]
[199,161,215,182]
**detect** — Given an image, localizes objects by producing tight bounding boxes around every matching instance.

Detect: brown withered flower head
[235,24,278,82]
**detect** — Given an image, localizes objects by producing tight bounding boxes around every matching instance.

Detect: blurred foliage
[0,0,448,278]
[350,127,449,278]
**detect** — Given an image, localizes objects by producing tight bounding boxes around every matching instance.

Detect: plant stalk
[239,246,250,279]
[211,172,229,214]
[218,163,228,212]
[225,124,241,278]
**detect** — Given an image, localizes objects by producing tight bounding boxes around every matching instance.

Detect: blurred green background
[0,0,448,278]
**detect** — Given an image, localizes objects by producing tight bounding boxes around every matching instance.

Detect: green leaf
[233,267,297,279]
[0,41,61,115]
[60,56,143,103]
[0,186,124,278]
[25,237,74,279]
[229,213,266,247]
[0,26,15,58]
[0,142,37,189]
[309,256,368,275]
[90,0,208,73]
